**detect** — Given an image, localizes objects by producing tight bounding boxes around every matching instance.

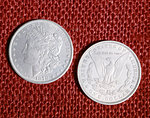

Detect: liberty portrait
[22,27,63,77]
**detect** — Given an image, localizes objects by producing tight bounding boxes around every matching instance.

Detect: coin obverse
[78,41,141,105]
[9,19,73,84]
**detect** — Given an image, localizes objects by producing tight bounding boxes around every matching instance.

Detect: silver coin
[9,19,73,84]
[78,41,141,105]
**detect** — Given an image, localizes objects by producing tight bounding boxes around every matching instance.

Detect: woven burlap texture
[0,0,149,117]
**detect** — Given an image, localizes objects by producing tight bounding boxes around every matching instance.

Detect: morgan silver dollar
[9,19,73,84]
[78,41,141,105]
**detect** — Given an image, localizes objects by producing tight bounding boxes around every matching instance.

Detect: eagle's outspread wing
[89,51,106,82]
[113,52,129,80]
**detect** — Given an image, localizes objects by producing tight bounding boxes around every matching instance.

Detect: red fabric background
[0,0,149,117]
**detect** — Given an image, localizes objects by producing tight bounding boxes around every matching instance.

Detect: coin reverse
[78,41,141,105]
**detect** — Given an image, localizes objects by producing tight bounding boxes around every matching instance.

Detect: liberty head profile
[22,28,63,77]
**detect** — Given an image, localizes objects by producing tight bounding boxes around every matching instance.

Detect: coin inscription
[78,41,141,105]
[9,20,73,84]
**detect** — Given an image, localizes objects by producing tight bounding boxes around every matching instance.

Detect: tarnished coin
[9,19,73,84]
[78,41,141,105]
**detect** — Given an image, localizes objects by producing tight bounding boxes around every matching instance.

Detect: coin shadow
[6,19,36,74]
[72,40,104,95]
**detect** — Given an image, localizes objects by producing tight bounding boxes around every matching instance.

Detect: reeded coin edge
[77,41,141,105]
[9,19,74,84]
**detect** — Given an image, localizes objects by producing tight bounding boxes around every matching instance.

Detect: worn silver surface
[78,41,141,105]
[9,19,73,84]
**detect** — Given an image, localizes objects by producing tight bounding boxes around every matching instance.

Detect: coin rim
[77,41,141,105]
[9,19,74,84]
